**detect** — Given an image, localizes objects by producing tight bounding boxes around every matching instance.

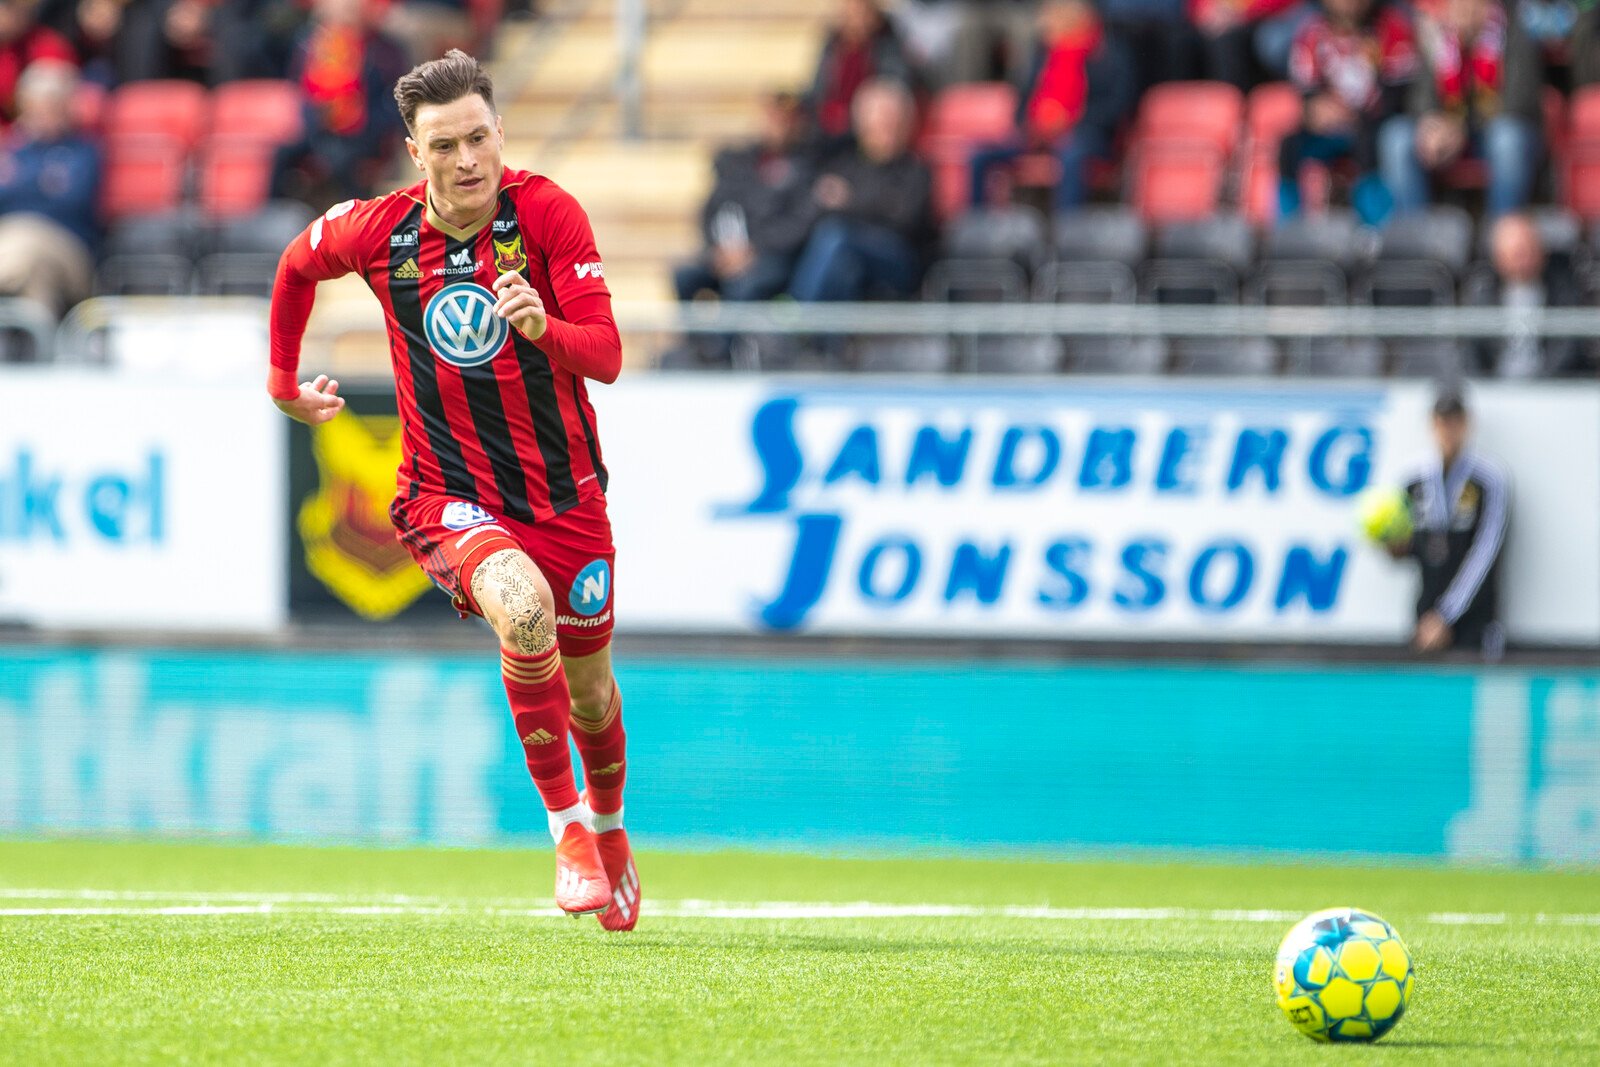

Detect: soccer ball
[1273,907,1414,1043]
[1357,486,1413,546]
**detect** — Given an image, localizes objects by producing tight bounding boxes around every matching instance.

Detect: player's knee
[569,673,614,723]
[472,550,557,656]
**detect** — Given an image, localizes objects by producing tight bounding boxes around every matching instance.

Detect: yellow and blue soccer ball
[1274,907,1414,1043]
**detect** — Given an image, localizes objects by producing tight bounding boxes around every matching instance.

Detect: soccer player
[265,49,640,929]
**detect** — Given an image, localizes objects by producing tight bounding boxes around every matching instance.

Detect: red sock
[501,646,581,812]
[571,683,626,815]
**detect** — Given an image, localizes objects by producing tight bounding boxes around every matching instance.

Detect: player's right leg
[389,496,609,916]
[469,549,611,916]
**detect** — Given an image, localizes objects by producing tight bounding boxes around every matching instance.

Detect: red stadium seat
[105,80,209,152]
[1563,87,1600,219]
[100,134,187,221]
[198,136,277,218]
[920,83,1019,221]
[1134,81,1244,158]
[1131,143,1226,222]
[1569,85,1600,141]
[1246,82,1301,145]
[209,80,303,144]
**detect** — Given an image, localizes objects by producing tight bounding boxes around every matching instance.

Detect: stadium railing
[0,297,59,364]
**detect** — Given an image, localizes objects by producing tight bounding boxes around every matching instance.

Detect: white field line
[0,890,1595,925]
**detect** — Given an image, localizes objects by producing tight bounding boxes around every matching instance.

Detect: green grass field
[2,840,1597,1065]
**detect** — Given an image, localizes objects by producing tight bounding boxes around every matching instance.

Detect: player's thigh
[470,548,560,654]
[523,495,617,661]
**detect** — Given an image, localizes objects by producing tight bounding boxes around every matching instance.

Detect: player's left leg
[563,645,638,931]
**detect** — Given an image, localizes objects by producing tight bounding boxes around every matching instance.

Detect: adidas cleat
[553,822,611,916]
[595,827,641,932]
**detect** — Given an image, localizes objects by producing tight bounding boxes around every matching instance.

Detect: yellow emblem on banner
[298,414,431,619]
[493,234,527,275]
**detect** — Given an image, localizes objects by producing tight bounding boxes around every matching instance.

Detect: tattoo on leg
[473,551,554,655]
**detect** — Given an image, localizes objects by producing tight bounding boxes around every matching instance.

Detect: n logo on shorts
[569,559,610,617]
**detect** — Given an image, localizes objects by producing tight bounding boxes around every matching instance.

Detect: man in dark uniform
[1393,390,1511,658]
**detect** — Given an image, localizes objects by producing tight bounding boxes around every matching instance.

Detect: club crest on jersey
[493,234,526,274]
[441,501,497,530]
[568,559,611,617]
[424,282,507,366]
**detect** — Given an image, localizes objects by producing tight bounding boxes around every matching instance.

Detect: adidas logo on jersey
[392,257,421,279]
[522,728,557,746]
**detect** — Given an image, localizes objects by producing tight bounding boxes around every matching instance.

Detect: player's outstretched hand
[274,373,346,426]
[493,270,548,342]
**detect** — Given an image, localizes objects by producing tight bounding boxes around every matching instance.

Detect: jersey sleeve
[267,198,381,400]
[528,183,623,384]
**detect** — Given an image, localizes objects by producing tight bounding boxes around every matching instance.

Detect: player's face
[408,93,505,224]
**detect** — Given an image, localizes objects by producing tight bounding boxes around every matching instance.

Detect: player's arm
[267,201,367,424]
[494,185,622,384]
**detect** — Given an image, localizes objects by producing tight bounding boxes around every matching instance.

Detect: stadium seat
[209,80,303,144]
[919,82,1019,222]
[96,253,193,295]
[208,199,315,255]
[922,258,1050,373]
[104,209,204,259]
[193,252,279,297]
[1052,207,1146,265]
[1354,259,1464,376]
[198,136,278,218]
[1134,81,1245,157]
[100,134,188,221]
[1151,214,1255,274]
[105,80,209,152]
[1129,143,1227,223]
[854,336,953,373]
[1248,259,1347,305]
[1377,206,1473,273]
[943,205,1049,270]
[1563,87,1600,220]
[1246,82,1301,145]
[1261,208,1368,269]
[1033,260,1156,374]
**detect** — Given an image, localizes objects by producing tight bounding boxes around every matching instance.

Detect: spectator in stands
[1465,212,1588,375]
[1569,0,1600,86]
[270,0,408,206]
[807,0,917,140]
[676,93,813,305]
[158,0,218,82]
[965,0,1137,213]
[0,0,74,125]
[1277,0,1416,224]
[0,60,98,316]
[382,0,474,66]
[1099,0,1201,93]
[789,78,932,302]
[1190,0,1312,90]
[1515,0,1576,86]
[1379,0,1544,218]
[210,0,308,82]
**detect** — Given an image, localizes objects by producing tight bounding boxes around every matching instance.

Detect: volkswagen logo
[423,282,508,366]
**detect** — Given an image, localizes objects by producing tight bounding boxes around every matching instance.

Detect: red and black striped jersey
[269,168,620,523]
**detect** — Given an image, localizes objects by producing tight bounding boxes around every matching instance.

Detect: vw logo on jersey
[568,559,611,617]
[440,500,496,530]
[424,282,508,366]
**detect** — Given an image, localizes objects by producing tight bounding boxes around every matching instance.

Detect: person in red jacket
[267,49,641,930]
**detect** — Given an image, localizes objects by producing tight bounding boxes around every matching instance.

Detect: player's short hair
[393,48,496,135]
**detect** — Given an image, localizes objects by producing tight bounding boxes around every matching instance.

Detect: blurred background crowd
[4,0,1600,377]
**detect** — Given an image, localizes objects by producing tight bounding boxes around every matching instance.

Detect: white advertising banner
[0,367,286,630]
[597,378,1600,643]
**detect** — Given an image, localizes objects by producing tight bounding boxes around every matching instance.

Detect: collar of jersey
[422,186,500,240]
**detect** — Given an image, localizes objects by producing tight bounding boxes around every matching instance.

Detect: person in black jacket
[788,78,933,301]
[1391,390,1511,659]
[807,0,919,139]
[1465,212,1589,376]
[965,0,1137,213]
[674,93,813,306]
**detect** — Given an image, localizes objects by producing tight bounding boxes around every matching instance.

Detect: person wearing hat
[1388,389,1511,658]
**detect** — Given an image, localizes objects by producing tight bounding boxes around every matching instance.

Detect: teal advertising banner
[1,647,1595,862]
